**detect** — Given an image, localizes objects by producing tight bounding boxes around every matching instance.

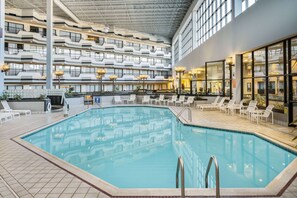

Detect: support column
[0,0,5,94]
[235,54,242,103]
[46,0,53,89]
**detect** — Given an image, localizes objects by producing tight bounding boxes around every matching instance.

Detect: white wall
[173,0,297,69]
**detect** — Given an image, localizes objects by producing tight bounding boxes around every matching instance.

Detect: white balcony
[155,50,165,57]
[5,31,46,44]
[140,49,150,55]
[79,74,97,80]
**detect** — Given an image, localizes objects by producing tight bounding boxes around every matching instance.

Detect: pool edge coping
[11,104,297,197]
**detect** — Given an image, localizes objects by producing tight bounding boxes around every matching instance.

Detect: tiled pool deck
[1,105,297,198]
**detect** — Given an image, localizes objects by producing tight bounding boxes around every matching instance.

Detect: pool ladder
[176,156,185,198]
[176,155,220,198]
[176,107,192,122]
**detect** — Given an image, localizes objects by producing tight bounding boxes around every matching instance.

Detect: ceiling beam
[53,0,81,24]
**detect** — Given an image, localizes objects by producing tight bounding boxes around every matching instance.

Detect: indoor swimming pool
[22,107,296,189]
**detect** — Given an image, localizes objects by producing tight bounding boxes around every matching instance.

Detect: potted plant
[13,94,23,101]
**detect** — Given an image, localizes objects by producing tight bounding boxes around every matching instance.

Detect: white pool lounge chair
[127,94,136,104]
[114,96,123,104]
[0,113,13,124]
[216,97,227,110]
[196,96,222,111]
[0,112,16,120]
[183,96,195,107]
[0,100,31,115]
[240,100,258,119]
[175,95,185,106]
[142,95,150,104]
[251,105,274,124]
[167,95,177,106]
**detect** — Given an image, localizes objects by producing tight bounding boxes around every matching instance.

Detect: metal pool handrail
[176,156,185,198]
[205,155,220,198]
[177,107,192,122]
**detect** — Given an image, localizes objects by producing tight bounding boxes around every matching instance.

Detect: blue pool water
[23,107,296,188]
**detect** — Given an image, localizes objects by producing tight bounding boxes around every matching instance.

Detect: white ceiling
[5,0,194,39]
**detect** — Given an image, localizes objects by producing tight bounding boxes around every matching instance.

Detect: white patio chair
[0,100,31,115]
[175,95,185,106]
[251,105,274,124]
[114,96,122,104]
[228,99,246,115]
[183,96,195,107]
[167,95,178,106]
[240,100,258,119]
[127,94,136,104]
[142,95,150,104]
[155,95,165,105]
[220,99,235,113]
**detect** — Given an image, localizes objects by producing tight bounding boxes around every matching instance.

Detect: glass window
[196,0,232,47]
[243,52,253,78]
[60,31,81,42]
[207,62,223,79]
[206,61,224,95]
[254,48,266,77]
[268,43,284,75]
[243,78,252,100]
[254,77,266,107]
[292,76,297,101]
[181,19,193,58]
[291,38,297,73]
[5,22,24,34]
[267,42,284,110]
[268,76,284,110]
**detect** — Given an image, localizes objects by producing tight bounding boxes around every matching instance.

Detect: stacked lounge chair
[1,100,31,115]
[196,96,221,111]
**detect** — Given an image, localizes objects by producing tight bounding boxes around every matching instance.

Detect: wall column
[235,54,242,103]
[46,0,53,89]
[0,0,5,94]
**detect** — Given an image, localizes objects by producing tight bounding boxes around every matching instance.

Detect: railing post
[205,156,220,198]
[176,156,185,198]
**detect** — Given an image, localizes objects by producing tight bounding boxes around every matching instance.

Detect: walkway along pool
[15,106,297,197]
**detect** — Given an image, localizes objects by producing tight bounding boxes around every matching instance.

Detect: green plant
[0,92,8,100]
[135,85,141,91]
[255,94,265,106]
[13,94,22,101]
[39,94,47,100]
[65,91,73,97]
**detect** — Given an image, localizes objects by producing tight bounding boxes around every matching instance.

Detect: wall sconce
[226,57,234,66]
[0,64,10,73]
